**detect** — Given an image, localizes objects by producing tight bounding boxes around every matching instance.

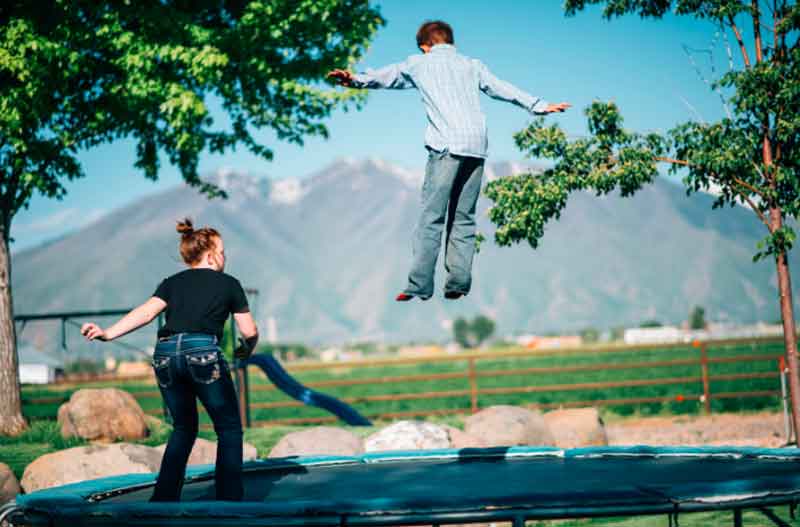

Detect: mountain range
[12,158,799,351]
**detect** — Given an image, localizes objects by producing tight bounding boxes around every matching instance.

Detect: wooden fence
[21,336,788,429]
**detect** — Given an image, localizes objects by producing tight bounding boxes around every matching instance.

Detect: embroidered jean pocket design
[186,350,222,385]
[151,355,173,388]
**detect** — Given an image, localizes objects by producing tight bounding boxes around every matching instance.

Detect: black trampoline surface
[11,446,800,526]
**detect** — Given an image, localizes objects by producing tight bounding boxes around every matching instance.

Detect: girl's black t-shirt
[153,268,249,341]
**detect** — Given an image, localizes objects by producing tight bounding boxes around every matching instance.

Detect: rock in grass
[464,405,555,447]
[441,424,488,448]
[0,463,20,504]
[154,438,259,465]
[544,407,608,448]
[364,420,450,452]
[21,443,161,492]
[269,426,364,458]
[58,388,148,442]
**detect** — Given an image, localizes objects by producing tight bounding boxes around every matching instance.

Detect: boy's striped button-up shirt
[351,43,549,159]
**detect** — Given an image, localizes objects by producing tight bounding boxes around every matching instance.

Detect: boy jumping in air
[329,20,570,301]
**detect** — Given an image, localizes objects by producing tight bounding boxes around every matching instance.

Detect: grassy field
[20,339,786,426]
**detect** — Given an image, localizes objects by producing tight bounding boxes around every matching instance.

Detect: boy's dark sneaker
[444,291,465,300]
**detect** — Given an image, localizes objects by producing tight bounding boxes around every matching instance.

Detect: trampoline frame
[6,446,800,527]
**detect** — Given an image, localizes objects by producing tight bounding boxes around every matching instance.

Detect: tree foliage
[689,305,707,329]
[0,0,384,235]
[0,0,383,435]
[484,0,800,438]
[452,315,496,348]
[485,102,668,249]
[485,1,799,262]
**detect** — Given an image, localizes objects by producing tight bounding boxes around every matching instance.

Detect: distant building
[624,326,684,344]
[18,346,63,384]
[397,345,446,357]
[516,335,583,350]
[319,347,365,362]
[687,322,783,341]
[116,361,152,377]
[624,322,783,345]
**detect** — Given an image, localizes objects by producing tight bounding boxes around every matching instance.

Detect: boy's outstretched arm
[476,60,569,114]
[328,60,415,90]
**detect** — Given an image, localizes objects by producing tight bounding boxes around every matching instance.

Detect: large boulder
[154,438,259,465]
[441,425,487,449]
[544,407,608,449]
[21,443,161,493]
[0,463,20,504]
[364,421,450,452]
[58,388,148,442]
[464,405,555,447]
[269,427,364,458]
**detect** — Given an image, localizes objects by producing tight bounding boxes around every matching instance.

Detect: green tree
[452,315,496,348]
[689,305,707,330]
[0,0,383,435]
[639,320,664,328]
[484,0,800,437]
[471,315,496,347]
[452,317,471,348]
[580,327,600,343]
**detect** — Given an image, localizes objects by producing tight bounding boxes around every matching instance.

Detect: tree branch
[656,156,691,166]
[728,15,752,67]
[753,0,764,63]
[655,156,768,201]
[734,185,771,228]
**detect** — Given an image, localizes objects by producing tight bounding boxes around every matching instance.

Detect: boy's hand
[544,102,571,113]
[327,69,354,87]
[80,322,107,341]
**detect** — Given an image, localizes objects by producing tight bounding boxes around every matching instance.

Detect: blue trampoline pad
[8,446,800,526]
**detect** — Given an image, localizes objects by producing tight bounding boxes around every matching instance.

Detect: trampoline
[5,446,800,526]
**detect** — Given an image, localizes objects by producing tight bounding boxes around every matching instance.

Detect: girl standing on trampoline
[81,218,259,502]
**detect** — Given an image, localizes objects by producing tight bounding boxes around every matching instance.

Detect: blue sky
[12,0,743,252]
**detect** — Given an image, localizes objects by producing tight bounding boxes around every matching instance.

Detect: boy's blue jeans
[404,148,485,299]
[148,333,243,502]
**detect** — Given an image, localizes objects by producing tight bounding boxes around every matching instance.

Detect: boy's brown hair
[416,20,454,49]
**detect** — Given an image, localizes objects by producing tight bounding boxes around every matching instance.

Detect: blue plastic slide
[244,353,372,426]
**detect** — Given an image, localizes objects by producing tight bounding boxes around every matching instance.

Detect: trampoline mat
[13,446,800,526]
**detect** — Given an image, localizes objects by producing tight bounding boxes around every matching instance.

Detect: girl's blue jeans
[148,332,243,501]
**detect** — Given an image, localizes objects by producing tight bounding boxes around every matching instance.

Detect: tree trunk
[0,226,27,436]
[771,208,800,444]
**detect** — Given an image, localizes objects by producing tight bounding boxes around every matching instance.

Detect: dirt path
[605,411,789,447]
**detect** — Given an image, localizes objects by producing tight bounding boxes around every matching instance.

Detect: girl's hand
[80,322,108,341]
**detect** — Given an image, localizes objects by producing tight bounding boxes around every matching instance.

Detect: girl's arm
[81,297,167,341]
[233,311,259,359]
